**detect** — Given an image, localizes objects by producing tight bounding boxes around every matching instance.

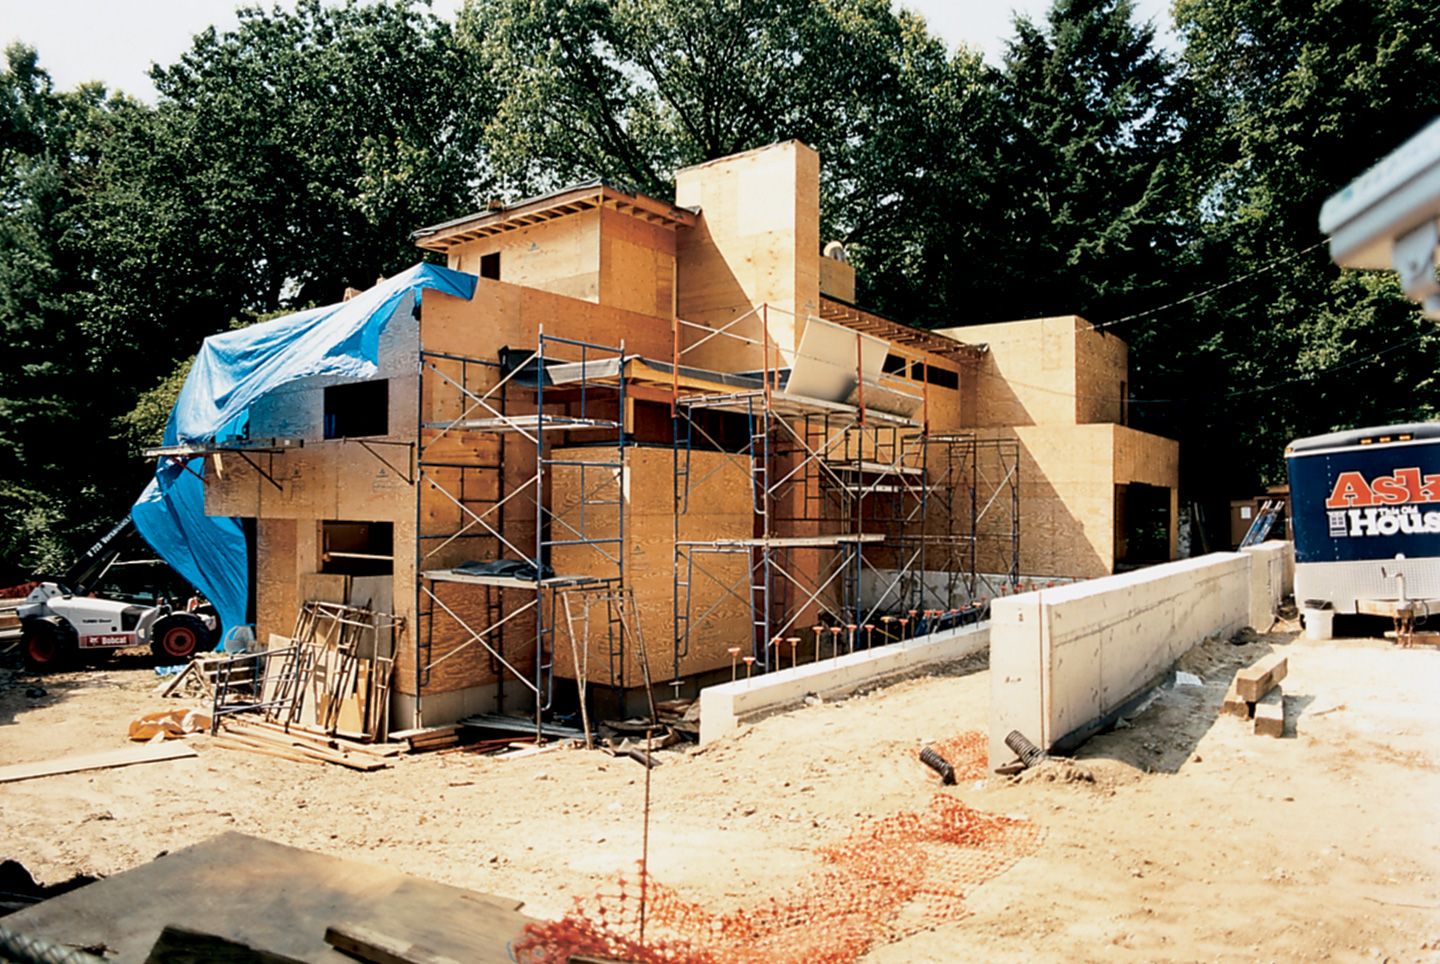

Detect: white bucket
[1302,608,1334,640]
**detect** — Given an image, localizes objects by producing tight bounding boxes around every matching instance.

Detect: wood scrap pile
[389,725,460,753]
[216,601,399,737]
[598,697,699,748]
[212,719,404,770]
[152,655,227,700]
[1222,652,1288,737]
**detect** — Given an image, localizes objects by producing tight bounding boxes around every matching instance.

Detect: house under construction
[196,141,1178,729]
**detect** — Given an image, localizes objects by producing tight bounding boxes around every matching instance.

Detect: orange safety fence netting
[514,730,1043,963]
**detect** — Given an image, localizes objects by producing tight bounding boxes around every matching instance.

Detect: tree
[1134,0,1440,509]
[0,45,115,579]
[458,0,1011,325]
[997,0,1183,321]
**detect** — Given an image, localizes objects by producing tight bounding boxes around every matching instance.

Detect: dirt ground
[1,619,1437,962]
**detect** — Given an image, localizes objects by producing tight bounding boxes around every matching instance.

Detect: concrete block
[699,623,988,745]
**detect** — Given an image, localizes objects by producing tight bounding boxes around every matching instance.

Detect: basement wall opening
[320,520,393,576]
[1115,482,1171,567]
[323,379,388,439]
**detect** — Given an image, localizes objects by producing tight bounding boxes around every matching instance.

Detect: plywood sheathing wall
[675,141,822,373]
[447,208,603,304]
[401,283,683,698]
[550,446,751,687]
[598,206,677,319]
[1114,424,1181,559]
[936,316,1084,429]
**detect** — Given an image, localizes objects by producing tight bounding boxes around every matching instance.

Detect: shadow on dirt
[0,648,172,728]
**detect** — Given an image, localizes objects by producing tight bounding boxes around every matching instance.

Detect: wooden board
[1253,686,1285,738]
[1220,678,1252,719]
[0,742,197,784]
[325,923,463,964]
[1236,653,1288,702]
[5,832,533,964]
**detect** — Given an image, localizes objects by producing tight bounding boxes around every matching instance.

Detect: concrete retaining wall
[988,545,1295,768]
[699,622,989,744]
[1243,540,1295,630]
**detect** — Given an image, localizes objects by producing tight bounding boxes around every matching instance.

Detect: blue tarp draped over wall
[131,263,478,638]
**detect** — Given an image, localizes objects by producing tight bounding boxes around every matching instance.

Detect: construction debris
[126,708,210,741]
[211,719,398,770]
[390,725,460,754]
[208,600,400,747]
[2,833,534,961]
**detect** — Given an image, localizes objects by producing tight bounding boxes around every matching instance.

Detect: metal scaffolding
[413,328,628,737]
[670,306,1021,679]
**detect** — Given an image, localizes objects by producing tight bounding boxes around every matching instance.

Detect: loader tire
[22,619,74,673]
[151,614,207,663]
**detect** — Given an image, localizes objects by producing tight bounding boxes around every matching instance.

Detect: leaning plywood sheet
[6,832,533,964]
[784,317,886,403]
[0,742,197,784]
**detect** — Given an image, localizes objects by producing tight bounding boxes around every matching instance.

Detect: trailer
[1286,422,1440,628]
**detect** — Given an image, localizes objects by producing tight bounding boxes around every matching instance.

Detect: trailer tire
[151,614,207,663]
[22,619,74,673]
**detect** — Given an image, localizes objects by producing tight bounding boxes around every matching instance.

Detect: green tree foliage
[0,45,115,576]
[459,0,1009,325]
[997,0,1183,320]
[0,3,494,581]
[1132,0,1440,496]
[3,0,1439,578]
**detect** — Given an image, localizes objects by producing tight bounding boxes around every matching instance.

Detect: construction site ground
[1,621,1437,962]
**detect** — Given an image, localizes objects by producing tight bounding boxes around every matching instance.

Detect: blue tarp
[132,263,478,637]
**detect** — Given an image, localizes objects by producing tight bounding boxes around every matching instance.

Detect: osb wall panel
[674,141,820,372]
[421,279,673,364]
[1074,323,1129,425]
[549,446,751,687]
[446,208,601,304]
[397,581,537,697]
[818,255,855,302]
[976,424,1118,580]
[937,316,1082,429]
[599,206,676,319]
[255,518,298,645]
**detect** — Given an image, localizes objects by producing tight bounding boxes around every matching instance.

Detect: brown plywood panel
[256,519,299,645]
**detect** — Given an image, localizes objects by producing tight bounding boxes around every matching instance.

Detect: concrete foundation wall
[1242,540,1295,631]
[700,622,989,744]
[988,552,1256,768]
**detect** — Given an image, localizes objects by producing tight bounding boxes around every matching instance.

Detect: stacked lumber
[655,698,701,739]
[1222,652,1287,737]
[213,719,400,770]
[390,725,461,754]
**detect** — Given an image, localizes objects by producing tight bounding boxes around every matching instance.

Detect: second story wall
[446,210,601,304]
[937,315,1129,429]
[675,141,821,372]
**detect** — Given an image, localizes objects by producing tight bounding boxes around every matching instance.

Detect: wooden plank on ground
[0,742,198,784]
[324,923,464,964]
[1236,652,1288,702]
[1221,679,1252,719]
[1253,686,1285,738]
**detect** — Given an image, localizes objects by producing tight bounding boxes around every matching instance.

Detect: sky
[1,0,1175,102]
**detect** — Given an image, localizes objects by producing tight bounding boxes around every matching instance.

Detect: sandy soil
[1,622,1437,962]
